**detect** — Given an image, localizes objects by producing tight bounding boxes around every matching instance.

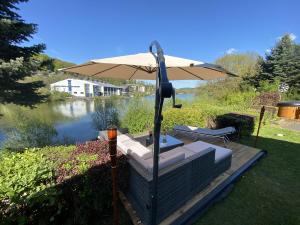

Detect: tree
[0,0,46,105]
[260,34,300,88]
[215,52,261,77]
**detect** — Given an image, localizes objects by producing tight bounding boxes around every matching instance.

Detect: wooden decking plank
[119,191,144,225]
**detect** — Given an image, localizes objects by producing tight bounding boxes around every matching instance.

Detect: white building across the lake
[50,78,127,97]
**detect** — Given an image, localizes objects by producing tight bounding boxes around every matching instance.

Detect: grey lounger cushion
[183,141,232,163]
[174,125,236,136]
[183,141,232,178]
[130,150,185,172]
[117,134,151,158]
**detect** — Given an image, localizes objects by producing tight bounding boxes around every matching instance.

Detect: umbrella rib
[90,64,122,77]
[178,67,204,80]
[127,65,154,73]
[128,68,139,80]
[63,62,96,70]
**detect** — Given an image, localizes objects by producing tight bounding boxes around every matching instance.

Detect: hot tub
[277,101,300,119]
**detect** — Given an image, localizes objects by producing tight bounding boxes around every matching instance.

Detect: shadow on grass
[194,134,300,225]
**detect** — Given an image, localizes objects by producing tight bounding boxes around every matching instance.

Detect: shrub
[162,107,205,131]
[0,141,129,225]
[253,92,280,106]
[283,87,300,100]
[223,91,256,108]
[215,113,256,137]
[196,78,257,111]
[54,141,128,225]
[0,149,57,224]
[121,99,154,133]
[197,78,241,102]
[48,91,72,102]
[257,79,280,92]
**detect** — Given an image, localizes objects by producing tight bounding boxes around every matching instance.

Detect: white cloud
[266,49,271,53]
[289,33,297,40]
[226,48,237,54]
[277,33,297,41]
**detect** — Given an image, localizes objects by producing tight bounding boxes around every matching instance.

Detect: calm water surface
[0,93,194,147]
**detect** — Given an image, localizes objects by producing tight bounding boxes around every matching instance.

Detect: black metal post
[149,41,180,225]
[254,106,265,147]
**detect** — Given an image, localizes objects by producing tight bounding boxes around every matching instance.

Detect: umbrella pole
[151,80,161,225]
[149,41,179,225]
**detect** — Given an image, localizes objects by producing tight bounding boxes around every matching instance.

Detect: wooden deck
[120,133,266,225]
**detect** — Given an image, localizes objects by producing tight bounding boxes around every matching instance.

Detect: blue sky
[19,0,300,88]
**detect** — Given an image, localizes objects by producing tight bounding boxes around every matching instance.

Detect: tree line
[215,34,300,98]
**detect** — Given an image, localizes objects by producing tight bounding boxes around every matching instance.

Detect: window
[80,92,84,94]
[74,92,77,94]
[68,80,72,92]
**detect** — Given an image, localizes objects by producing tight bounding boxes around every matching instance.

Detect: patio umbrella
[61,52,235,80]
[61,43,235,225]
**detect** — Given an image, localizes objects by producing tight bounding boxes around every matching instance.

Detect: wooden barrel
[277,101,300,119]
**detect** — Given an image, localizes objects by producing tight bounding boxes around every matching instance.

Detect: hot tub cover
[277,101,300,107]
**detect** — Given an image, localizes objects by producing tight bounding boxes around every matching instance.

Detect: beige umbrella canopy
[61,52,235,80]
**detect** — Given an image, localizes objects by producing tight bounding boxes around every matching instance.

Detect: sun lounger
[173,125,236,144]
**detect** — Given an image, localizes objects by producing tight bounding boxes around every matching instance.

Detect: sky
[18,0,300,88]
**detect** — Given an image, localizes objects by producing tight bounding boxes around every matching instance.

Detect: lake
[0,93,194,147]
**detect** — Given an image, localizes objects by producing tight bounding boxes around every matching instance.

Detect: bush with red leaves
[253,91,280,106]
[53,140,129,225]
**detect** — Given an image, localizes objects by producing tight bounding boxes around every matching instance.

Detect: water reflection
[92,99,120,131]
[53,100,95,118]
[0,94,194,147]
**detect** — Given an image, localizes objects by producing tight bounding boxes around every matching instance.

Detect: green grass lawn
[194,124,300,225]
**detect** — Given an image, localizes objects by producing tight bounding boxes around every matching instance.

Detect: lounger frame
[173,127,233,146]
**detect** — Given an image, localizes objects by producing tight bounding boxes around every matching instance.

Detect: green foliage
[0,149,57,223]
[62,153,98,173]
[0,57,46,105]
[257,78,280,92]
[0,141,129,225]
[197,78,256,110]
[283,87,300,100]
[33,54,75,71]
[215,113,256,137]
[0,0,46,106]
[222,91,256,108]
[249,34,300,94]
[121,98,154,133]
[197,78,240,101]
[48,90,72,102]
[162,107,205,131]
[215,52,261,77]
